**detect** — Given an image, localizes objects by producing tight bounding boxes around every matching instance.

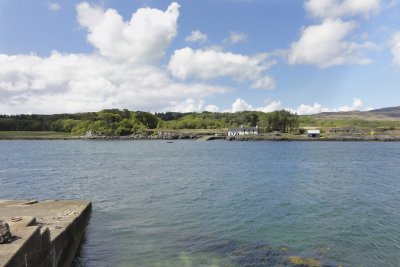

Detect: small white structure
[228,125,259,136]
[307,129,320,138]
[84,130,100,138]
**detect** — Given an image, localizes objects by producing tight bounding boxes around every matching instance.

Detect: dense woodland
[0,109,300,136]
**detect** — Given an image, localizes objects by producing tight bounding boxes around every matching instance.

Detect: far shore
[1,131,400,142]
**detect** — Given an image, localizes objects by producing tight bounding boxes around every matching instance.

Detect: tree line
[0,109,300,136]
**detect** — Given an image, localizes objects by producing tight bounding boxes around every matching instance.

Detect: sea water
[1,140,400,266]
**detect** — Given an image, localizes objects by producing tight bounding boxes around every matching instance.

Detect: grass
[300,117,400,129]
[0,131,76,139]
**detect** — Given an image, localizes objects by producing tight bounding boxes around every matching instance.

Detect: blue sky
[0,0,399,114]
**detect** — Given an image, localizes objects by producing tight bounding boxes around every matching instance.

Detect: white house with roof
[228,125,259,136]
[307,129,320,138]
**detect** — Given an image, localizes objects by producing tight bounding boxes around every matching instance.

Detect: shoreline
[1,134,400,142]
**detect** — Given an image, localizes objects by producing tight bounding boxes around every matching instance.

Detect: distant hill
[310,106,400,120]
[368,106,400,117]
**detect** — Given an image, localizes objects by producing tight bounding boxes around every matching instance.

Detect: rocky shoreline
[2,133,400,141]
[227,135,400,142]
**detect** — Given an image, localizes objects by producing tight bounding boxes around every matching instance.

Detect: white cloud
[228,31,248,44]
[353,98,363,109]
[288,19,376,67]
[205,104,219,112]
[162,100,220,113]
[256,100,282,112]
[222,98,363,115]
[290,0,381,68]
[48,3,61,11]
[223,99,283,113]
[166,99,205,113]
[292,98,363,115]
[0,2,236,114]
[231,98,253,112]
[293,102,331,115]
[1,2,283,114]
[76,2,180,63]
[168,47,275,89]
[305,0,381,19]
[251,76,275,89]
[338,97,363,111]
[185,30,207,43]
[391,32,400,65]
[0,52,229,114]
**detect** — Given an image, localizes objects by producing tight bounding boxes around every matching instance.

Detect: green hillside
[1,106,400,137]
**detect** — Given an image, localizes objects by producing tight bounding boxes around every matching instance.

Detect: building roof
[307,129,320,134]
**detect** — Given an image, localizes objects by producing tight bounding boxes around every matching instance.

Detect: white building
[228,125,259,136]
[307,129,320,138]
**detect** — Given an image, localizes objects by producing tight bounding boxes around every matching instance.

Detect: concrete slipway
[0,199,92,267]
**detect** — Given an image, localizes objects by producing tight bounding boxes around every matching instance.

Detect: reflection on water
[1,140,400,266]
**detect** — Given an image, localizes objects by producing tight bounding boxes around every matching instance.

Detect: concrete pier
[0,199,92,267]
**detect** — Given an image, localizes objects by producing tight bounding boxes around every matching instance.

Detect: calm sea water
[1,140,400,266]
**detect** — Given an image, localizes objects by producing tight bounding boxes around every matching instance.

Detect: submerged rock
[178,235,341,267]
[288,256,321,267]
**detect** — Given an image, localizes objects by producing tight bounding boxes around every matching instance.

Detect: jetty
[0,199,91,267]
[196,135,225,141]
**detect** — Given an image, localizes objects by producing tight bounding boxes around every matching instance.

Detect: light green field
[0,131,76,139]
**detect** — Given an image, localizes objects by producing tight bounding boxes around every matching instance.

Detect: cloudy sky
[0,0,399,114]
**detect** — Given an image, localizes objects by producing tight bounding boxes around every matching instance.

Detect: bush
[298,128,306,134]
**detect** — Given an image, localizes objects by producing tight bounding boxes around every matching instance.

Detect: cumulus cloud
[352,97,363,109]
[391,32,400,65]
[293,102,331,115]
[1,2,284,114]
[48,3,61,11]
[305,0,381,19]
[227,32,248,44]
[251,76,276,89]
[165,99,206,113]
[291,98,363,115]
[76,2,180,63]
[227,99,282,113]
[231,98,253,112]
[168,47,276,89]
[338,97,363,111]
[0,53,228,114]
[288,0,380,68]
[222,98,363,115]
[164,100,220,113]
[205,104,219,112]
[288,19,376,67]
[0,2,240,114]
[256,100,282,112]
[185,30,207,43]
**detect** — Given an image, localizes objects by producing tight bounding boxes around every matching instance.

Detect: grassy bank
[0,131,76,139]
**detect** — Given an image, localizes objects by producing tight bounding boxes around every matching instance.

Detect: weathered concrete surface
[0,200,92,267]
[196,135,225,141]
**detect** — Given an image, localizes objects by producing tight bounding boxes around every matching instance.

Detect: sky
[0,0,400,115]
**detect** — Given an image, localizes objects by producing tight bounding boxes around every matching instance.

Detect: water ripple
[1,140,400,266]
